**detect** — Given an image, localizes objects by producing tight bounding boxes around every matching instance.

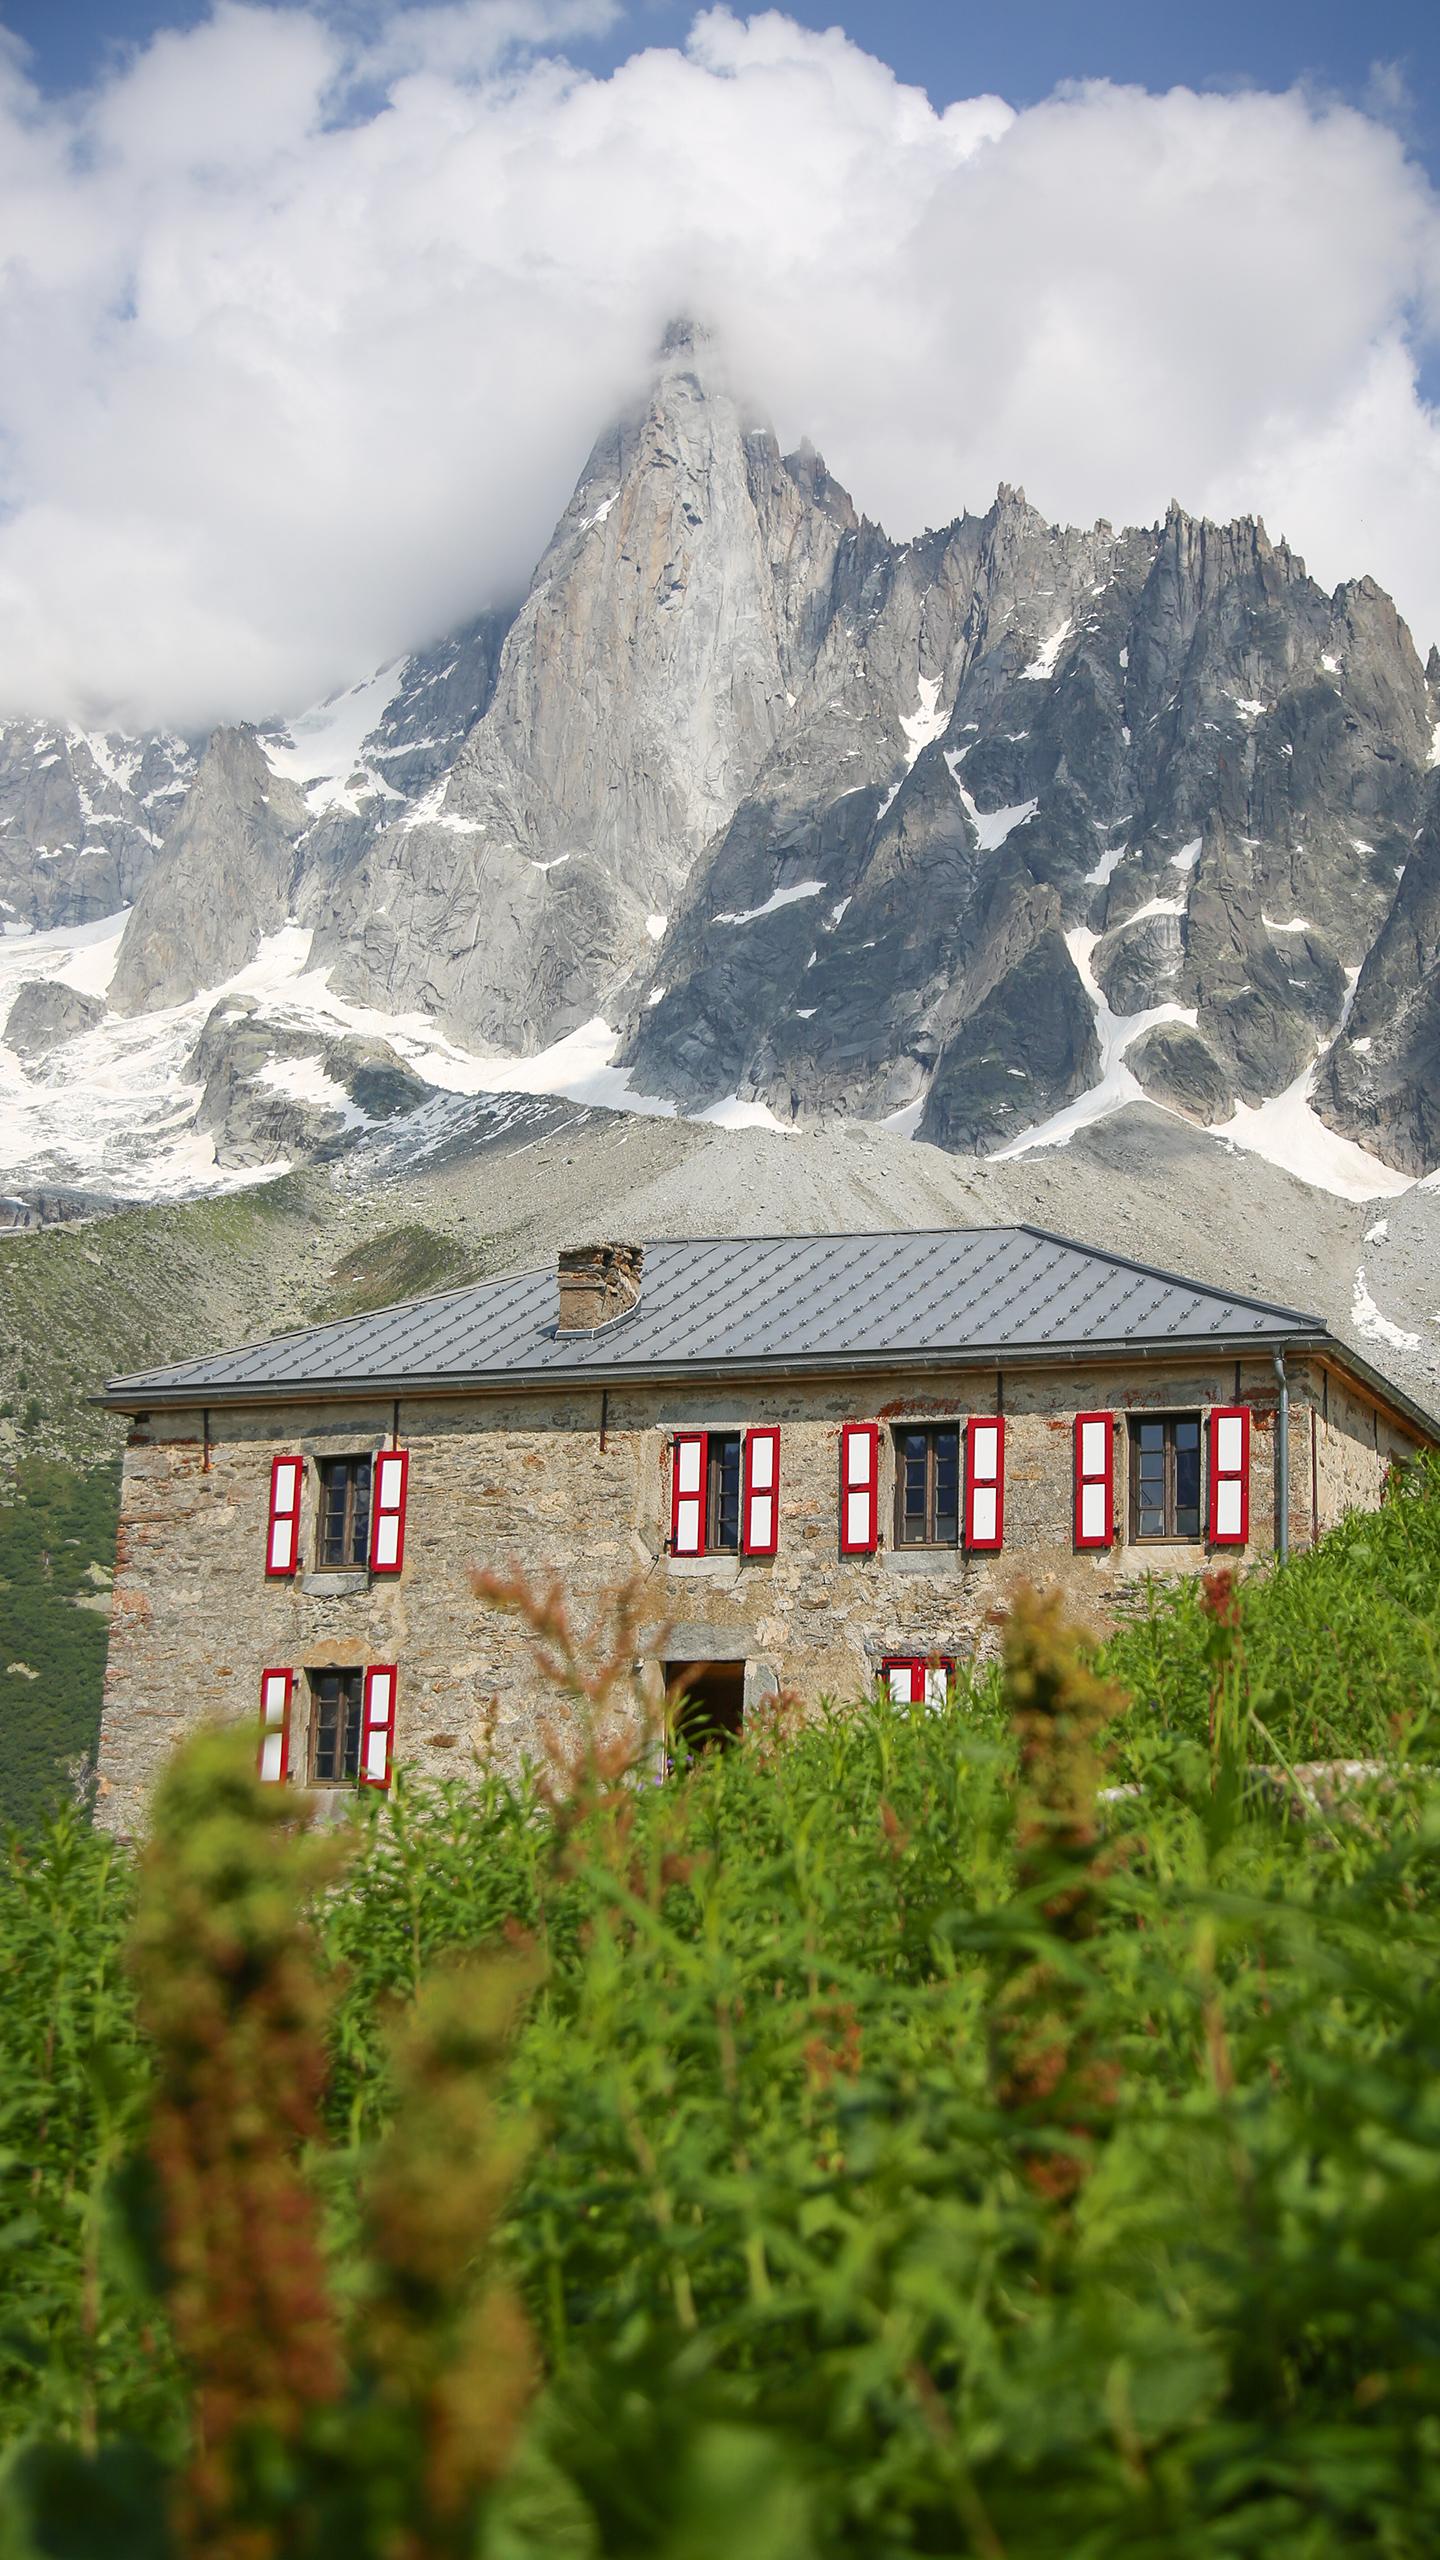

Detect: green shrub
[2,1473,1440,2551]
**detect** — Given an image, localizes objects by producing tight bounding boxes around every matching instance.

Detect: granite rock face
[186,996,439,1169]
[3,330,1439,1183]
[0,722,193,934]
[4,979,105,1063]
[1315,780,1440,1175]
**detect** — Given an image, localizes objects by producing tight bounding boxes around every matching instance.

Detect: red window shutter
[1074,1413,1115,1549]
[964,1417,1005,1551]
[370,1449,409,1574]
[880,1654,954,1708]
[265,1455,303,1577]
[257,1666,293,1784]
[1208,1407,1250,1545]
[671,1431,707,1556]
[741,1426,781,1556]
[360,1664,397,1790]
[839,1422,879,1554]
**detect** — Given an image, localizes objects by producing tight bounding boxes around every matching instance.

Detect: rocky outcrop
[109,729,309,1014]
[1126,1024,1236,1124]
[1315,782,1440,1175]
[4,979,105,1063]
[187,997,437,1168]
[0,722,193,935]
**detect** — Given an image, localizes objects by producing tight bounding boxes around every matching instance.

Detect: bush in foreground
[1,1464,1439,2552]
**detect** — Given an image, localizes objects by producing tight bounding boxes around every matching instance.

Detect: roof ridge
[1012,1222,1324,1331]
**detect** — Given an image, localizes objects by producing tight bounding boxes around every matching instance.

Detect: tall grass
[1,1461,1439,2552]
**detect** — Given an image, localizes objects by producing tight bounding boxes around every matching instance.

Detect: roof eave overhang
[99,1325,1355,1414]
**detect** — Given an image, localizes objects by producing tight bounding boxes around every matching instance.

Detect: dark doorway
[666,1659,745,1754]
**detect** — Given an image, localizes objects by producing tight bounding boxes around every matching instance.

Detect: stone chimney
[556,1241,645,1333]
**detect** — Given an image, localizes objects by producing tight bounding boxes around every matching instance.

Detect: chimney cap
[556,1240,645,1333]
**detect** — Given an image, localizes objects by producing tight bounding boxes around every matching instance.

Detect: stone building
[95,1227,1436,1832]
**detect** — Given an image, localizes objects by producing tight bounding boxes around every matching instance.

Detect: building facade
[94,1229,1435,1834]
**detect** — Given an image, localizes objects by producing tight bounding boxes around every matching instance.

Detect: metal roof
[102,1224,1335,1409]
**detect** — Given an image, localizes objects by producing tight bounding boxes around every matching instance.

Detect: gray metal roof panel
[102,1225,1330,1405]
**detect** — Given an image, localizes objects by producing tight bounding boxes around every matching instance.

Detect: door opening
[666,1659,745,1755]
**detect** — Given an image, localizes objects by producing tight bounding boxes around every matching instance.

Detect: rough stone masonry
[93,1230,1435,1836]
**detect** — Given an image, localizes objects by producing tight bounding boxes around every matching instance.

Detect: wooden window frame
[704,1431,743,1556]
[1127,1411,1203,1545]
[893,1424,961,1549]
[307,1666,365,1785]
[315,1454,374,1572]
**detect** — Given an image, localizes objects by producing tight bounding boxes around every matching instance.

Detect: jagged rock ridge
[2,325,1438,1187]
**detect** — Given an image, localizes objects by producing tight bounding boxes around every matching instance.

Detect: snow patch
[1020,619,1072,681]
[1263,915,1313,934]
[1169,839,1202,871]
[713,880,825,928]
[1321,653,1340,675]
[694,1095,795,1133]
[262,661,407,814]
[1211,976,1411,1204]
[1364,1217,1389,1245]
[943,753,1038,850]
[645,914,668,942]
[252,1054,368,1128]
[1232,697,1266,722]
[1084,840,1130,888]
[994,928,1196,1161]
[1352,1269,1419,1350]
[1119,894,1187,925]
[900,675,947,765]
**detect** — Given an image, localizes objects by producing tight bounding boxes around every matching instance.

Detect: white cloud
[0,4,1437,730]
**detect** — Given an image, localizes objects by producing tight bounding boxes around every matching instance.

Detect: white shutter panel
[359,1664,397,1790]
[257,1668,293,1783]
[964,1418,1004,1551]
[671,1432,706,1557]
[1074,1414,1115,1550]
[266,1456,303,1576]
[370,1449,409,1574]
[840,1423,879,1554]
[1208,1408,1250,1545]
[741,1427,780,1557]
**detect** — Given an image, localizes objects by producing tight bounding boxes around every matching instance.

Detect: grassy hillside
[1,1470,1438,2553]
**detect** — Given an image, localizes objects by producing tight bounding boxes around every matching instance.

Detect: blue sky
[6,0,1439,166]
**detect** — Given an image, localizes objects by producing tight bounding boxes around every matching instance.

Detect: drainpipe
[1272,1349,1290,1564]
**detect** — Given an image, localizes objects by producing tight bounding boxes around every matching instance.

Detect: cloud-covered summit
[0,0,1437,730]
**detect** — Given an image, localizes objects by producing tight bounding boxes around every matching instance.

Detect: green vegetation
[325,1222,482,1318]
[0,1459,122,1832]
[1,1463,1438,2554]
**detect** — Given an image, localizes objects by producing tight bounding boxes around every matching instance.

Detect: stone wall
[95,1350,1426,1835]
[1297,1357,1417,1537]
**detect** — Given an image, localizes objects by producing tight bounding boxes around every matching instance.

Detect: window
[317,1456,372,1568]
[881,1654,954,1709]
[309,1668,364,1783]
[895,1426,960,1546]
[1129,1414,1202,1541]
[705,1433,743,1553]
